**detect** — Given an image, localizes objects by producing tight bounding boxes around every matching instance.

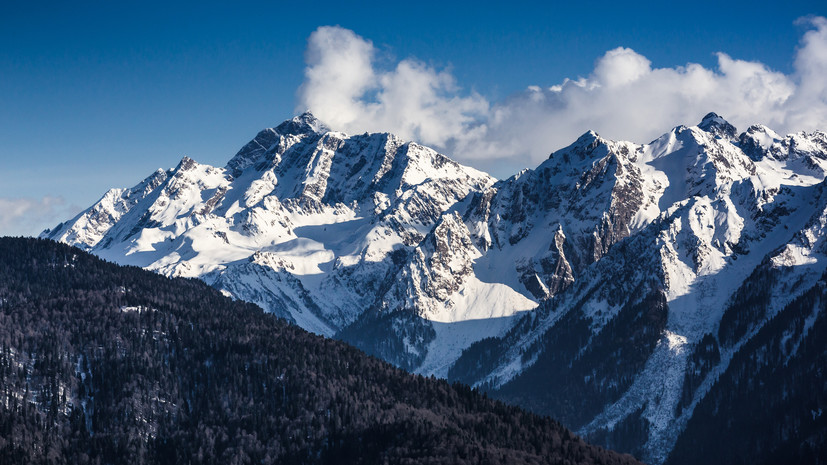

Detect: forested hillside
[666,269,827,465]
[0,237,639,465]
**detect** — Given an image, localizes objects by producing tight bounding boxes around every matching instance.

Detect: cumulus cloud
[297,18,827,177]
[0,196,78,237]
[298,26,489,148]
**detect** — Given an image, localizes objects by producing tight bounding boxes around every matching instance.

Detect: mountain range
[43,111,827,463]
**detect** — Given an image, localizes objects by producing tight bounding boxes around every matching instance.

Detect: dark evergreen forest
[666,269,827,465]
[0,237,640,465]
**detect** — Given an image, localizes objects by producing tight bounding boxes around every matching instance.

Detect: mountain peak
[546,130,602,159]
[698,112,737,139]
[699,112,725,126]
[226,113,330,174]
[578,129,601,143]
[175,156,198,171]
[275,111,330,136]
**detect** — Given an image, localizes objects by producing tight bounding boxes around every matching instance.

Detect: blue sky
[1,0,826,236]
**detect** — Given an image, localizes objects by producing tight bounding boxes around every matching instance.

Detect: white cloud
[297,18,827,178]
[297,26,489,148]
[298,26,377,130]
[593,47,652,88]
[0,196,79,237]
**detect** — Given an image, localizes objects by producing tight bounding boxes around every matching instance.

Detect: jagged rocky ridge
[44,112,827,463]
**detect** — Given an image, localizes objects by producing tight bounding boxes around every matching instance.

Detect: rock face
[45,112,827,463]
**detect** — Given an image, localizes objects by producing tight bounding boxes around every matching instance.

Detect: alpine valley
[44,112,827,464]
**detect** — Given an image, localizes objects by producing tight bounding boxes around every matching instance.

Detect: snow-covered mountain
[43,112,827,463]
[43,113,515,369]
[448,113,827,463]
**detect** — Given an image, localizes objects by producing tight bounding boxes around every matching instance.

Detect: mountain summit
[697,111,737,138]
[44,113,827,464]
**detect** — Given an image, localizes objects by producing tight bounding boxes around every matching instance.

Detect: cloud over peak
[297,18,827,177]
[298,26,488,149]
